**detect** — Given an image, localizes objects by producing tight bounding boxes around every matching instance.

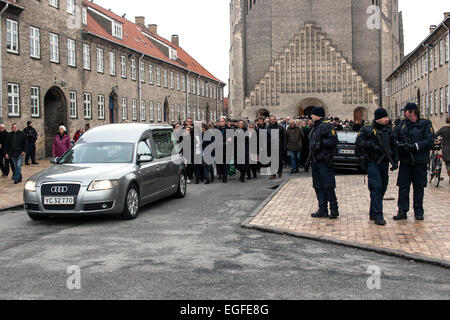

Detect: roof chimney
[171,35,179,47]
[148,24,157,35]
[430,25,437,34]
[444,12,450,20]
[135,16,145,26]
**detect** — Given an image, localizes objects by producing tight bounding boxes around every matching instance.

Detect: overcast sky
[95,0,449,95]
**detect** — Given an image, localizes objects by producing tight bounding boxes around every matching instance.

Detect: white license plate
[43,197,75,205]
[339,149,355,155]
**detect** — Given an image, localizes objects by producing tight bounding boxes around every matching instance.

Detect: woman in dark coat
[436,117,450,183]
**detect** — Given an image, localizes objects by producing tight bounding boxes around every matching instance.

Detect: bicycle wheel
[428,157,436,184]
[433,159,442,188]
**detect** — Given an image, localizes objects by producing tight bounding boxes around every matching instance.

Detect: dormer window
[113,21,123,39]
[169,47,177,61]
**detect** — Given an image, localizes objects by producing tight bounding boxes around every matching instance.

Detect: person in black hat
[393,102,435,221]
[333,117,344,131]
[356,108,399,226]
[23,121,38,165]
[308,106,340,219]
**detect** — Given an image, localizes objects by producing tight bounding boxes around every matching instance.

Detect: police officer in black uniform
[308,107,340,219]
[394,103,435,221]
[356,108,399,226]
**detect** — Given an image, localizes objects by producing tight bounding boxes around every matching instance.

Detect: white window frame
[97,48,104,73]
[170,104,175,122]
[50,33,59,63]
[29,26,40,59]
[97,95,105,120]
[6,19,18,54]
[132,99,137,121]
[69,91,77,119]
[83,93,92,119]
[170,72,174,90]
[109,52,116,75]
[149,101,154,122]
[121,56,127,78]
[435,90,439,115]
[112,21,123,40]
[83,44,91,70]
[176,74,180,91]
[82,7,87,25]
[446,34,449,63]
[140,100,146,121]
[149,65,154,84]
[121,98,127,120]
[67,0,75,15]
[139,61,145,83]
[8,83,20,117]
[30,86,40,118]
[131,59,136,80]
[177,105,181,121]
[187,77,190,94]
[440,88,444,114]
[156,67,161,86]
[157,103,162,122]
[163,69,168,88]
[49,0,59,8]
[182,75,186,92]
[67,39,76,67]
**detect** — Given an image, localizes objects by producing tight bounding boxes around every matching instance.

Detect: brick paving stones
[248,172,450,263]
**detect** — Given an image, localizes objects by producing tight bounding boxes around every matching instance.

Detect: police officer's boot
[329,211,339,220]
[393,210,408,221]
[311,211,329,218]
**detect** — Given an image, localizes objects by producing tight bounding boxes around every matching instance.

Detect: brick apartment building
[386,13,450,130]
[0,0,226,158]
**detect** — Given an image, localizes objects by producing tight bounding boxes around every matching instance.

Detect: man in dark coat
[436,117,450,184]
[285,119,304,174]
[268,116,285,179]
[356,108,399,226]
[234,120,249,183]
[23,121,38,165]
[5,123,27,184]
[0,124,13,177]
[394,103,435,221]
[309,107,340,219]
[216,117,230,183]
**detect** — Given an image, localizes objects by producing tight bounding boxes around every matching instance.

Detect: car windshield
[57,142,135,164]
[337,132,358,144]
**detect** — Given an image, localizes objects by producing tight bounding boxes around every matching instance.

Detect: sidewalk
[0,161,51,211]
[243,172,450,266]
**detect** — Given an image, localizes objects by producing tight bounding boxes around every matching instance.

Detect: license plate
[339,149,355,155]
[43,197,75,205]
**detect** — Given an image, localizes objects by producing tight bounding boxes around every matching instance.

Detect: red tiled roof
[82,1,225,85]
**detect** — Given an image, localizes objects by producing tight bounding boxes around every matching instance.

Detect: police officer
[394,103,435,221]
[356,108,399,226]
[308,107,340,219]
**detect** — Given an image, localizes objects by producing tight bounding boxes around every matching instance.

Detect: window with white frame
[131,59,136,80]
[156,67,161,86]
[49,0,59,8]
[121,56,127,78]
[67,39,76,67]
[157,103,162,122]
[67,0,75,15]
[170,72,174,90]
[6,19,18,53]
[97,48,104,73]
[97,95,105,119]
[30,86,40,117]
[50,33,59,63]
[197,79,200,95]
[214,87,217,99]
[435,44,439,69]
[430,48,434,72]
[440,39,444,66]
[447,86,449,114]
[121,98,127,120]
[131,99,137,121]
[446,34,449,62]
[176,74,180,91]
[149,65,154,84]
[163,69,168,88]
[182,75,186,92]
[187,105,191,118]
[440,88,444,114]
[170,104,175,122]
[182,106,186,121]
[109,52,116,75]
[187,77,190,93]
[177,105,180,120]
[192,79,196,95]
[201,83,205,96]
[84,93,92,119]
[83,44,91,70]
[140,100,146,121]
[206,83,209,97]
[112,21,123,39]
[139,62,145,82]
[8,83,20,117]
[435,90,439,115]
[149,101,154,122]
[29,27,40,58]
[197,106,200,120]
[69,91,77,118]
[82,7,87,25]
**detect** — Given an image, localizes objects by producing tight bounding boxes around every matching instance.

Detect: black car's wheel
[174,173,187,198]
[27,213,49,221]
[120,184,140,220]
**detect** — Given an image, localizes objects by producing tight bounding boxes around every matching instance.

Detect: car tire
[174,173,187,198]
[120,184,140,220]
[27,213,49,221]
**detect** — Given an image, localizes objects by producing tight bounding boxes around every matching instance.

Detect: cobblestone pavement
[0,161,51,210]
[247,172,450,264]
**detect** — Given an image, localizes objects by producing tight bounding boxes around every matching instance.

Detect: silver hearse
[23,124,186,221]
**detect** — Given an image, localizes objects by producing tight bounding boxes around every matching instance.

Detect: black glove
[406,143,417,152]
[390,163,399,172]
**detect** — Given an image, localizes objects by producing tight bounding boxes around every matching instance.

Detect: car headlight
[24,181,37,192]
[88,180,118,191]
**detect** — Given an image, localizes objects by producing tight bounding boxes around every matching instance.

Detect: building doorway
[44,86,67,157]
[256,108,270,118]
[298,98,328,117]
[353,107,368,122]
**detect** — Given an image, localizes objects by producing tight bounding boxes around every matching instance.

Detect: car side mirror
[51,157,58,164]
[138,154,153,164]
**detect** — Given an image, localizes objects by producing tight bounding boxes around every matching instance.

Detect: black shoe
[369,215,376,221]
[222,177,227,183]
[415,215,424,221]
[329,214,339,220]
[290,170,296,174]
[194,180,200,184]
[311,211,329,218]
[32,162,39,165]
[24,163,30,166]
[393,211,408,221]
[14,180,18,184]
[204,180,210,185]
[375,219,387,226]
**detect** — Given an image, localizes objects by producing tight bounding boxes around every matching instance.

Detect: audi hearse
[23,124,186,221]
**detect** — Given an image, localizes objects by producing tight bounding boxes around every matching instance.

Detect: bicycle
[428,142,443,187]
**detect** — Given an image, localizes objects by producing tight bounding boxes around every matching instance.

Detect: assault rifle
[397,135,416,165]
[375,132,397,171]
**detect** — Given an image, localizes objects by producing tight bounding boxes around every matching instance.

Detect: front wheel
[174,173,187,198]
[120,184,140,220]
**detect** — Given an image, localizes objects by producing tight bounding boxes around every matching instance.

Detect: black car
[333,131,364,171]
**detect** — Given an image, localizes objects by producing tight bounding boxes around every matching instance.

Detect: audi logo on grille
[51,186,68,193]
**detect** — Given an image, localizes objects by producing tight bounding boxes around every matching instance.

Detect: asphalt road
[0,171,449,299]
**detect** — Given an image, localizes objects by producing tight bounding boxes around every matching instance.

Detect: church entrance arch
[256,108,270,118]
[298,98,328,117]
[44,86,67,157]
